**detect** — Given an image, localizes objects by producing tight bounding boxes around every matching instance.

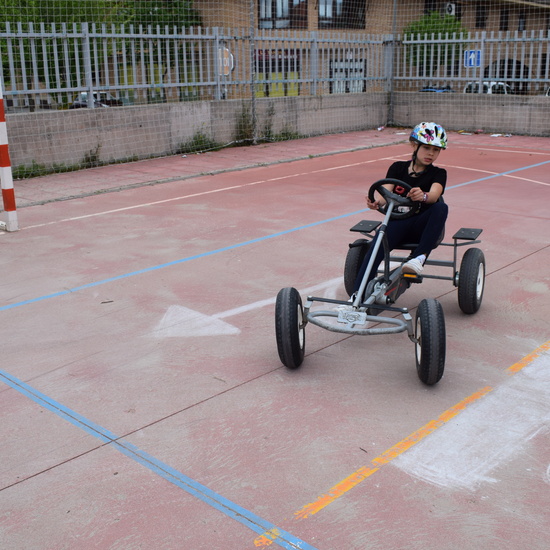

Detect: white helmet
[410,122,447,149]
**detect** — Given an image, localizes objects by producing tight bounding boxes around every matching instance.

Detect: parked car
[420,85,455,93]
[463,81,513,95]
[69,92,123,109]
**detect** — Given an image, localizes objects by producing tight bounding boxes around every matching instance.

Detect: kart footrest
[350,220,381,234]
[452,227,483,240]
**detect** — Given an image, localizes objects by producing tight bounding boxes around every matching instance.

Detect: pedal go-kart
[275,178,485,386]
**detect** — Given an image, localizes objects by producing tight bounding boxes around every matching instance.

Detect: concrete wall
[6,93,388,172]
[6,91,550,172]
[392,93,550,136]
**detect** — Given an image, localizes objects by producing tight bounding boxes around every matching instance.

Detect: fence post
[0,84,18,232]
[388,0,398,124]
[249,0,258,144]
[311,32,318,96]
[82,23,95,107]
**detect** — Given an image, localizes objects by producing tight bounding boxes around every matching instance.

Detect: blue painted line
[0,209,368,312]
[0,369,318,550]
[3,158,549,314]
[446,159,550,189]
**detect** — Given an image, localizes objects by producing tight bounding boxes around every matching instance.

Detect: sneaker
[402,257,424,275]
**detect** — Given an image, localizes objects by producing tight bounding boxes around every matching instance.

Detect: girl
[353,122,449,297]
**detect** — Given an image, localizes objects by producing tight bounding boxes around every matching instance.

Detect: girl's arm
[407,182,444,204]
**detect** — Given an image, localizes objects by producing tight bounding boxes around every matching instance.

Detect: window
[258,0,308,29]
[319,0,365,30]
[518,11,526,32]
[500,8,509,31]
[475,2,487,29]
[424,0,437,14]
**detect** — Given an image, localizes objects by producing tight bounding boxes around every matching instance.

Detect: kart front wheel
[415,298,446,386]
[275,287,305,369]
[344,239,370,297]
[458,248,485,314]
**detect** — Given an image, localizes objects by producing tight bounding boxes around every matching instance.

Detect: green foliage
[235,104,255,145]
[403,11,467,72]
[177,132,222,155]
[0,1,202,99]
[272,128,302,142]
[122,1,202,28]
[0,1,202,28]
[0,1,118,27]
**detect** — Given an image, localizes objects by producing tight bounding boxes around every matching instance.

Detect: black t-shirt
[385,160,447,213]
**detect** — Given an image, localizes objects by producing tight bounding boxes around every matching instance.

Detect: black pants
[353,202,449,294]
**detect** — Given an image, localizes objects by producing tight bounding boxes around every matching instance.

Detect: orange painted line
[253,386,493,546]
[506,340,550,374]
[253,342,549,547]
[293,466,380,520]
[293,386,493,520]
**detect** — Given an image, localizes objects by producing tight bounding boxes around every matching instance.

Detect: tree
[122,1,202,29]
[403,11,467,76]
[0,1,202,29]
[1,1,203,102]
[0,1,119,28]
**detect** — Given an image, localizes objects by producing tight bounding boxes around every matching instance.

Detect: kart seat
[394,196,446,252]
[396,227,445,251]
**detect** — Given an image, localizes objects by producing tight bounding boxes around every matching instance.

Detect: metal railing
[0,23,388,111]
[2,23,550,112]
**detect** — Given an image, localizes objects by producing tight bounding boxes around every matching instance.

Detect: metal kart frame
[303,183,424,339]
[275,178,484,386]
[350,220,483,287]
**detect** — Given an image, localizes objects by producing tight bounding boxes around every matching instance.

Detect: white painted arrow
[152,305,241,338]
[152,277,343,338]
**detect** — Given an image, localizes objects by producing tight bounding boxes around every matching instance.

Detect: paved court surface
[1,129,549,549]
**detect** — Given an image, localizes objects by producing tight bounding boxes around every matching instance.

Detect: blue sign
[464,50,482,68]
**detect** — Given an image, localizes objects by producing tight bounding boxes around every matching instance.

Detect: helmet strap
[410,144,424,176]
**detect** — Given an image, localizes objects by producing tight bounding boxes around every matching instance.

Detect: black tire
[458,248,486,314]
[275,287,305,369]
[344,240,370,297]
[415,298,446,386]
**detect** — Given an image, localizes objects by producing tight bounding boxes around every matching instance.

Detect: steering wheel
[368,178,418,220]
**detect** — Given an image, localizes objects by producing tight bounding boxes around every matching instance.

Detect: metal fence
[0,22,389,112]
[397,30,550,95]
[2,23,550,112]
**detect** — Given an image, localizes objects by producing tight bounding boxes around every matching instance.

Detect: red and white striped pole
[0,84,18,232]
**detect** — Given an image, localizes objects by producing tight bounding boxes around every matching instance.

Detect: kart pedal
[402,273,423,283]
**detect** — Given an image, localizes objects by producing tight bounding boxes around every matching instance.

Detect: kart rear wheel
[415,298,446,386]
[344,240,370,297]
[275,287,305,369]
[458,248,485,314]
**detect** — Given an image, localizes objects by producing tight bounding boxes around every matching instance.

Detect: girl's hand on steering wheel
[407,187,425,202]
[366,195,382,210]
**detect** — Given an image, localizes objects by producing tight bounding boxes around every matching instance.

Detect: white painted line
[393,352,550,491]
[455,146,550,156]
[215,277,343,319]
[23,157,403,230]
[441,163,550,187]
[152,277,343,337]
